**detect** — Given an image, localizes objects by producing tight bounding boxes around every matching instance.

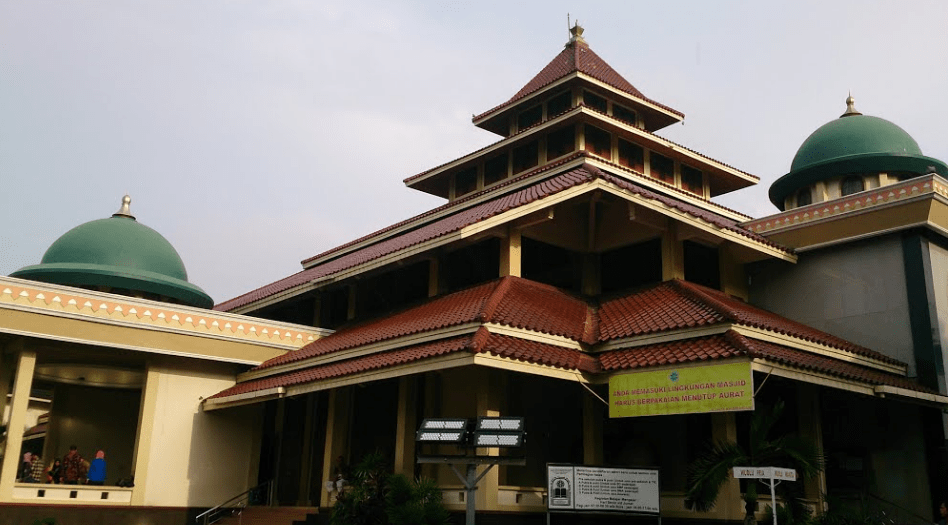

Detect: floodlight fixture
[416,418,470,444]
[472,431,524,447]
[475,416,524,432]
[472,417,525,448]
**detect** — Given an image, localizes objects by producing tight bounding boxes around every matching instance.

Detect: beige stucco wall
[136,363,259,507]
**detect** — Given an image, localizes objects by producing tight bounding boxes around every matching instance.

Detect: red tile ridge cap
[470,325,492,350]
[480,276,515,322]
[670,279,744,321]
[722,328,756,353]
[582,304,600,345]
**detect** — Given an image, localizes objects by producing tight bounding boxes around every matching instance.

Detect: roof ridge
[472,40,682,123]
[722,329,754,354]
[672,280,743,322]
[480,277,513,322]
[666,279,733,322]
[582,303,600,344]
[470,325,491,352]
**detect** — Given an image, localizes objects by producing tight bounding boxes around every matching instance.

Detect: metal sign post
[733,466,797,525]
[417,455,526,525]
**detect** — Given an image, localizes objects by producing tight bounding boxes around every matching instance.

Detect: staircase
[213,506,319,525]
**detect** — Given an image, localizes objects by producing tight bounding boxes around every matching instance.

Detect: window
[483,154,508,186]
[650,153,675,184]
[684,241,720,290]
[517,105,542,131]
[512,141,539,174]
[584,125,611,160]
[796,188,812,207]
[454,167,477,197]
[546,126,575,160]
[601,238,662,293]
[613,104,636,125]
[618,139,644,172]
[583,90,608,113]
[681,165,703,195]
[547,90,572,117]
[841,176,864,196]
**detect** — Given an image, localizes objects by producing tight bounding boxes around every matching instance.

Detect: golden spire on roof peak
[113,194,136,219]
[568,21,586,46]
[841,91,862,118]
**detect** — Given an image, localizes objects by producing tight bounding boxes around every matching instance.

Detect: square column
[500,228,522,278]
[394,377,418,476]
[0,345,36,500]
[582,392,604,466]
[320,387,352,507]
[709,412,743,521]
[130,365,160,505]
[474,369,501,510]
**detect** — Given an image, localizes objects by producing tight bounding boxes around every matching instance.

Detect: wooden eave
[473,72,683,136]
[409,106,757,201]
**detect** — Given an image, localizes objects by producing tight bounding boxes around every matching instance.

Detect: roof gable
[473,39,683,127]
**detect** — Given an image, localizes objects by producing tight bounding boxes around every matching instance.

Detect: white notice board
[547,464,660,515]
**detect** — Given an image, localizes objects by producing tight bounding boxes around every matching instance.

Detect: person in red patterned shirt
[61,446,85,485]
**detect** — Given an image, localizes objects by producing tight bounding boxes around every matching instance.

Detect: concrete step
[213,506,319,525]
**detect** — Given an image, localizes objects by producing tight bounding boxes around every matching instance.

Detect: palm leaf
[685,440,749,512]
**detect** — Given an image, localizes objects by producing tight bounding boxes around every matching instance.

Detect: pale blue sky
[2,0,946,304]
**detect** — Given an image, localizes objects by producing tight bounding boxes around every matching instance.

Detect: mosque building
[3,24,948,525]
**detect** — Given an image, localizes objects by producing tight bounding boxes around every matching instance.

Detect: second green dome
[11,197,213,308]
[769,98,948,209]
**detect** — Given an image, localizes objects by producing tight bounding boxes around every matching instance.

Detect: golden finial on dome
[841,92,862,118]
[113,194,136,219]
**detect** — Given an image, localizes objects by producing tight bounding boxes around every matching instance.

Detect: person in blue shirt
[87,450,107,486]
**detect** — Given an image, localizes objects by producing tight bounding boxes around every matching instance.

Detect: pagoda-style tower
[405,24,758,206]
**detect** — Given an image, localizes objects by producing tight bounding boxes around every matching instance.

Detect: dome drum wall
[10,201,213,309]
[770,112,948,210]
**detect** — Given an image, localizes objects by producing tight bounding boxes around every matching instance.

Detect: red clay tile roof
[473,41,683,122]
[256,277,593,370]
[598,280,901,366]
[211,324,925,403]
[599,332,747,370]
[600,330,932,394]
[481,332,600,374]
[210,328,598,400]
[217,164,788,312]
[209,336,474,399]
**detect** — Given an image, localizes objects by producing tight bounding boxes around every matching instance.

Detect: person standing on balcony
[87,450,107,486]
[62,446,85,485]
[30,453,45,483]
[17,452,32,482]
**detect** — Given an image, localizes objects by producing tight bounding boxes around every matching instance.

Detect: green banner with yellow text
[609,361,754,418]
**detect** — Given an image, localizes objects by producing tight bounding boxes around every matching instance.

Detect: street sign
[731,466,798,525]
[732,466,796,481]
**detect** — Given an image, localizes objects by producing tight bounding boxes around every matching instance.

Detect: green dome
[11,197,213,308]
[769,100,948,209]
[790,115,922,172]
